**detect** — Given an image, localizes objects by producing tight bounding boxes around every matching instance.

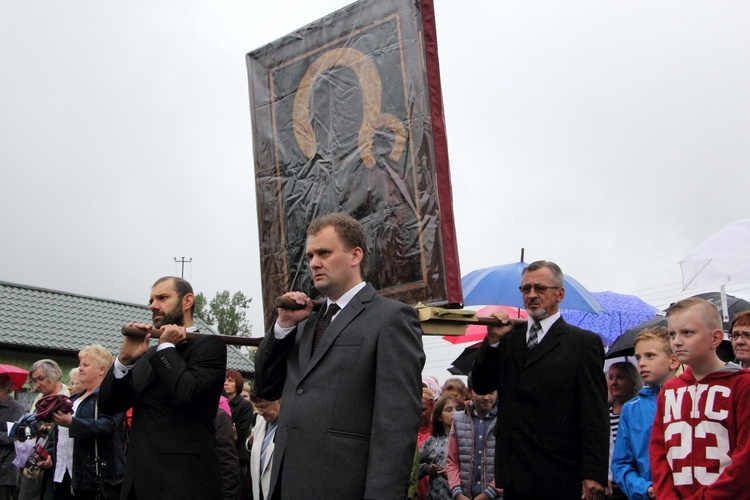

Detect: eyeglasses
[31,375,48,384]
[519,284,561,294]
[730,331,750,342]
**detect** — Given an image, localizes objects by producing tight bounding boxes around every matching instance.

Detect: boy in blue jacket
[611,327,679,499]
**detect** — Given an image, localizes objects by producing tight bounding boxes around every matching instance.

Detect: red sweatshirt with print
[649,364,750,499]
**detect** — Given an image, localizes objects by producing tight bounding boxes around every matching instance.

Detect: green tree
[205,290,252,336]
[194,292,208,322]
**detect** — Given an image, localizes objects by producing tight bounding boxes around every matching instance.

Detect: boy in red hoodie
[650,297,750,498]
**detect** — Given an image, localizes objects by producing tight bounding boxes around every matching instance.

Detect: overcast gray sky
[2,1,749,380]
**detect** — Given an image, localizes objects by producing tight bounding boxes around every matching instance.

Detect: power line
[174,257,192,278]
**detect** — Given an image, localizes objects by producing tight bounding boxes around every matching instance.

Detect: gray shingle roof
[0,280,254,374]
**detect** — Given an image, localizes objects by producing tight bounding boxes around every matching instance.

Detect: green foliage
[204,290,252,336]
[194,292,208,322]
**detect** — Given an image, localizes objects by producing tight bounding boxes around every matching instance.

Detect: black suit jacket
[99,334,227,500]
[254,283,425,499]
[472,317,609,499]
[228,394,254,465]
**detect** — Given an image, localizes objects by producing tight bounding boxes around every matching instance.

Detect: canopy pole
[720,284,730,325]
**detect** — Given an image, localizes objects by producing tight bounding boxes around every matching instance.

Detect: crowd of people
[0,274,271,500]
[0,355,263,500]
[2,212,750,500]
[415,287,750,500]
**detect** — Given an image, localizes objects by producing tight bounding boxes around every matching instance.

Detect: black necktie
[312,303,340,353]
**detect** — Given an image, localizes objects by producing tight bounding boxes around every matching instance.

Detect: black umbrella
[606,317,667,359]
[606,292,750,359]
[448,342,482,376]
[691,292,750,330]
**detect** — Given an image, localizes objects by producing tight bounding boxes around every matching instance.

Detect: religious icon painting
[247,0,461,328]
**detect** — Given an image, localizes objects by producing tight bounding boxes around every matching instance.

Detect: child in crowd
[441,377,468,402]
[419,394,464,500]
[649,297,750,498]
[611,327,678,499]
[446,379,499,500]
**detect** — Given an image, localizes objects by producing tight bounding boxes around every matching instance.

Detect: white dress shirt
[274,281,366,339]
[113,325,199,378]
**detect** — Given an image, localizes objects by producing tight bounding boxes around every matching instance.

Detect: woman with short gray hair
[17,359,70,500]
[29,359,63,385]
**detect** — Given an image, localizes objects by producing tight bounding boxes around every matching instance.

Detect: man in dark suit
[472,260,608,500]
[99,277,227,500]
[254,212,425,499]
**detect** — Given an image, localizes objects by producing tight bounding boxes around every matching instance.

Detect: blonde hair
[634,326,672,355]
[78,344,114,368]
[667,297,722,331]
[608,362,643,404]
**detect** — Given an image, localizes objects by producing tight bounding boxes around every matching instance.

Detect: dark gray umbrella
[606,317,666,359]
[691,292,750,331]
[606,292,750,359]
[448,342,482,375]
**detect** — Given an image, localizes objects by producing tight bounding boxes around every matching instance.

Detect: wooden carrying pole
[121,326,262,347]
[274,297,325,310]
[273,298,527,336]
[414,304,527,336]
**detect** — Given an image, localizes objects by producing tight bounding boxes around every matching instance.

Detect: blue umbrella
[462,261,604,313]
[562,291,660,349]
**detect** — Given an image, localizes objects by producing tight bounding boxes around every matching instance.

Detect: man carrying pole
[254,213,425,499]
[99,276,226,500]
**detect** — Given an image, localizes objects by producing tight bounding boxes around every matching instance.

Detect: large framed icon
[247,0,461,329]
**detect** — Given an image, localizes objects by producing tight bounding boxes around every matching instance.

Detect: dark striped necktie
[312,303,340,353]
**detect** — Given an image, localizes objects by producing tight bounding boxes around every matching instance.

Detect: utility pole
[174,257,192,278]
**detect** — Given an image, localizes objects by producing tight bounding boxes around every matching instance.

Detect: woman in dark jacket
[224,370,254,486]
[53,344,126,500]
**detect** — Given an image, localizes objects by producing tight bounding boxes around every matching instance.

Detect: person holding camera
[47,344,126,500]
[18,359,70,500]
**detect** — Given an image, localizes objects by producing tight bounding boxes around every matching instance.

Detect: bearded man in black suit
[472,261,609,500]
[99,277,226,500]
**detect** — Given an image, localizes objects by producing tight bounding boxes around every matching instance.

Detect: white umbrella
[679,219,750,323]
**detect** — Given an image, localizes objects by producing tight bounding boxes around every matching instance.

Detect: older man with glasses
[472,260,609,500]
